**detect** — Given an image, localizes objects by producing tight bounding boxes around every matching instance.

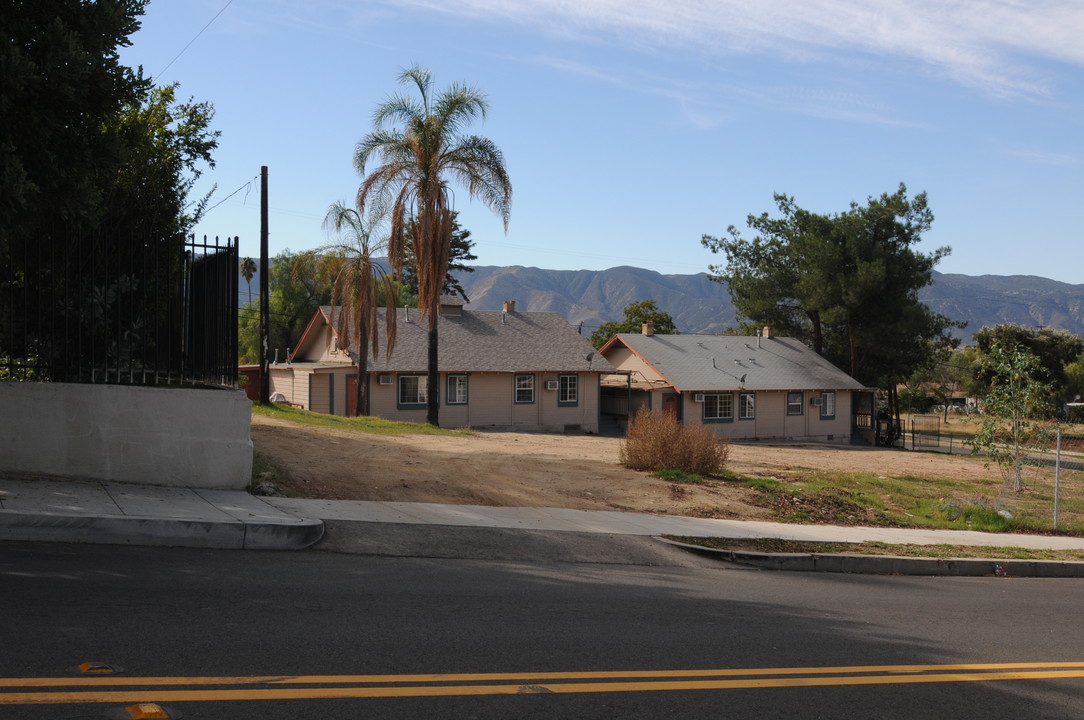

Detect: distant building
[599,324,875,444]
[267,298,614,433]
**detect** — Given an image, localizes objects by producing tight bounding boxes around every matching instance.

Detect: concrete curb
[657,538,1084,578]
[0,509,324,550]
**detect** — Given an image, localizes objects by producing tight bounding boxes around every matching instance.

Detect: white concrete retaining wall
[0,382,253,489]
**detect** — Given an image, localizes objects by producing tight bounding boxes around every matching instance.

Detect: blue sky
[121,0,1084,284]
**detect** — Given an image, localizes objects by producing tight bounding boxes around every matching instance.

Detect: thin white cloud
[385,0,1084,98]
[1004,148,1079,166]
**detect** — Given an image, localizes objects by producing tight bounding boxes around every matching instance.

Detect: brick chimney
[761,326,775,338]
[502,300,516,313]
[642,320,655,336]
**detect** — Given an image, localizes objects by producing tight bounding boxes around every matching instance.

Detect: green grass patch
[248,451,299,497]
[654,468,705,484]
[734,465,1084,536]
[665,535,1084,562]
[252,403,472,437]
[738,476,782,493]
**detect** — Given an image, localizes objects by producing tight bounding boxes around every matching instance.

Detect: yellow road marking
[3,664,1084,705]
[6,661,1084,688]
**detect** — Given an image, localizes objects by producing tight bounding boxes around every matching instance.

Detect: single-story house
[598,324,875,444]
[268,298,614,433]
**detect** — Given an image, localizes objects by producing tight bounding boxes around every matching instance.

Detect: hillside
[238,263,1083,343]
[454,266,1084,342]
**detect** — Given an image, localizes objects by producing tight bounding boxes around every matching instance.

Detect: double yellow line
[4,662,1084,704]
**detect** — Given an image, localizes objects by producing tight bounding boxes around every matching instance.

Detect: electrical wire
[203,175,259,217]
[155,0,237,78]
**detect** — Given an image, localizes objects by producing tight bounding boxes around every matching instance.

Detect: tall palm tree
[355,64,511,426]
[294,202,397,417]
[239,256,257,306]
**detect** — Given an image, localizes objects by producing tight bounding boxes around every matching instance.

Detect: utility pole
[259,166,270,404]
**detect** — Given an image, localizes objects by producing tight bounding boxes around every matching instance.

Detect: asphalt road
[3,534,1084,719]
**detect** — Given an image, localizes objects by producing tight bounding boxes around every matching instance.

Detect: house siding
[282,309,610,433]
[681,389,854,444]
[269,367,313,410]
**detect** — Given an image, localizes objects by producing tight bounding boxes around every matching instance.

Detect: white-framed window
[702,393,734,422]
[447,375,468,405]
[820,391,836,419]
[739,392,755,420]
[398,375,427,407]
[787,391,804,416]
[515,374,535,404]
[558,374,578,406]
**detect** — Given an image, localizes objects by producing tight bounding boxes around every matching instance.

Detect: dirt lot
[251,415,997,520]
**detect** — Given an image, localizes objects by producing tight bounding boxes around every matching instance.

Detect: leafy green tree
[2,2,219,380]
[702,194,833,354]
[971,324,1084,407]
[1,0,151,240]
[293,203,398,416]
[355,65,512,426]
[590,300,679,348]
[100,83,218,237]
[1067,357,1084,405]
[966,342,1056,497]
[399,211,477,301]
[238,251,333,365]
[703,184,961,427]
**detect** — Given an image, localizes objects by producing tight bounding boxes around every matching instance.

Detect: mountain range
[238,263,1083,343]
[452,266,1084,343]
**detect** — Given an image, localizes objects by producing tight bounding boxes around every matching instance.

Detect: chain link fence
[905,415,1084,530]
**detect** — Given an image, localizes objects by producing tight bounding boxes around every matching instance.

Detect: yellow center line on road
[3,664,1084,705]
[5,661,1084,688]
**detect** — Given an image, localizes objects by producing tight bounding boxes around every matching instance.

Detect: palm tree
[294,202,397,417]
[355,64,511,426]
[239,256,257,305]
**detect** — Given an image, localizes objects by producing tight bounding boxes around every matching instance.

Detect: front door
[662,393,680,419]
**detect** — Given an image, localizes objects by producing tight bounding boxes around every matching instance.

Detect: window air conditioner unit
[545,380,559,391]
[810,397,822,406]
[693,393,705,403]
[378,374,393,385]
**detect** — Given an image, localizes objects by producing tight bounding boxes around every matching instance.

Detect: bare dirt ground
[251,415,996,520]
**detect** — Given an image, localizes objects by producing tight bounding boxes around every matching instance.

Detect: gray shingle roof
[325,307,613,374]
[611,333,868,392]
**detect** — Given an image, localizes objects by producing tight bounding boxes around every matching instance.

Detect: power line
[203,175,259,217]
[155,0,236,78]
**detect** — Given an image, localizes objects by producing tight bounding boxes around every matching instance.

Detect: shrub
[620,408,729,475]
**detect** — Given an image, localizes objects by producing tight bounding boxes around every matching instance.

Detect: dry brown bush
[619,408,729,475]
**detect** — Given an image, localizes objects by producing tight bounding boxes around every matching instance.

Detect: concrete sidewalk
[4,477,1084,576]
[0,477,324,550]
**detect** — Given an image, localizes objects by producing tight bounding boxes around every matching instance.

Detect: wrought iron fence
[1,231,237,387]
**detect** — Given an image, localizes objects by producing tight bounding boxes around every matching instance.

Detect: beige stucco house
[268,299,614,433]
[599,325,875,444]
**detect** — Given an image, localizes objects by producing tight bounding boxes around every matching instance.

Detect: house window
[398,375,427,407]
[740,392,755,420]
[820,391,836,419]
[787,391,804,416]
[558,374,578,406]
[702,393,734,422]
[447,375,468,405]
[515,374,535,404]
